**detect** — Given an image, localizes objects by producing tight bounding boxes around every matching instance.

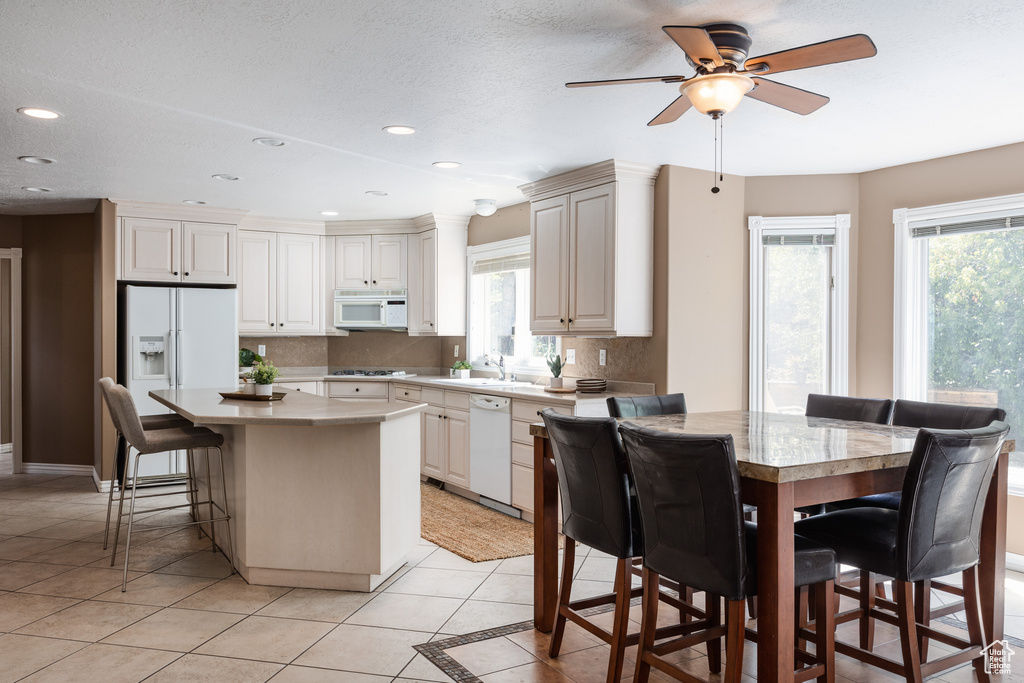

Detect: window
[467,237,556,373]
[749,215,850,413]
[894,194,1024,480]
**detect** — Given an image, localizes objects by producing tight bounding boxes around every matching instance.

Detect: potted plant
[451,360,472,379]
[246,360,279,397]
[547,354,564,388]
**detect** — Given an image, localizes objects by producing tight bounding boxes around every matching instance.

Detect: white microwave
[334,289,408,330]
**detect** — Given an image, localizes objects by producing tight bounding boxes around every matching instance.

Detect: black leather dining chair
[795,422,1009,683]
[606,393,687,418]
[620,423,837,683]
[541,410,691,683]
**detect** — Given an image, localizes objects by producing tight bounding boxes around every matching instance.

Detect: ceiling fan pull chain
[711,115,722,194]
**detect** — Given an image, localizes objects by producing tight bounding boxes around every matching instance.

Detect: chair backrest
[897,421,1009,582]
[606,393,687,418]
[805,393,893,424]
[104,381,148,450]
[540,409,638,559]
[891,399,1006,429]
[618,422,749,600]
[98,377,124,433]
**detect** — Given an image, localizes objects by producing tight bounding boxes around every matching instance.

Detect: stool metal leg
[186,448,201,538]
[122,448,144,591]
[203,447,217,553]
[103,433,127,550]
[215,446,235,573]
[110,448,131,565]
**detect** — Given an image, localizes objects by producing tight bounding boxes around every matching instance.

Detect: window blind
[911,215,1024,239]
[471,252,530,275]
[762,234,834,246]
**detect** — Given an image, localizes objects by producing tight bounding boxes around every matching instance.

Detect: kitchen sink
[430,378,532,387]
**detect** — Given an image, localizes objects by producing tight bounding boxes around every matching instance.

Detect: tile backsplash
[241,334,467,373]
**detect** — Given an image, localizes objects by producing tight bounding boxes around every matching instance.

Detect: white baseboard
[0,443,11,454]
[21,462,99,479]
[1007,552,1024,574]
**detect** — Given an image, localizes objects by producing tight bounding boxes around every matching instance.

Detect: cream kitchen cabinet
[278,380,322,395]
[408,221,467,336]
[122,217,236,284]
[417,387,470,488]
[326,381,389,401]
[238,230,321,335]
[520,160,659,337]
[333,234,408,290]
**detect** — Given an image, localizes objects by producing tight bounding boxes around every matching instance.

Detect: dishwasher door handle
[470,395,511,410]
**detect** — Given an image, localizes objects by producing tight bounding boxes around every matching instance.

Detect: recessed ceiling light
[18,108,59,119]
[23,187,52,193]
[383,125,416,135]
[253,137,286,147]
[432,161,461,169]
[183,200,206,205]
[212,173,240,181]
[365,191,388,197]
[18,156,55,164]
[320,211,339,216]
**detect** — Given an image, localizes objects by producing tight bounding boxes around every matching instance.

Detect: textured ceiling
[2,0,1024,219]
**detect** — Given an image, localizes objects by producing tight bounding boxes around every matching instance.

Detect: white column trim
[0,248,22,474]
[748,217,766,411]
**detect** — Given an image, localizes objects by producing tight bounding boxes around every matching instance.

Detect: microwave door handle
[381,303,386,325]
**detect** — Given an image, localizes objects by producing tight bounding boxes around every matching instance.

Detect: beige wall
[467,202,530,246]
[0,215,23,246]
[22,213,96,467]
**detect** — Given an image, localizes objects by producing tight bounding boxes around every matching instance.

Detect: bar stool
[104,381,234,591]
[606,393,687,418]
[619,422,837,683]
[98,378,193,550]
[795,422,1008,683]
[541,410,694,683]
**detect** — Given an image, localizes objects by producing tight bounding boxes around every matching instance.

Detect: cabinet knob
[560,318,564,323]
[404,391,409,396]
[173,271,178,276]
[279,323,284,328]
[568,318,574,324]
[364,280,368,285]
[373,280,377,284]
[184,272,189,277]
[355,387,360,392]
[270,323,275,327]
[537,410,542,416]
[428,322,433,327]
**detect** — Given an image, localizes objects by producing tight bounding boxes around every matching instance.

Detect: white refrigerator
[120,285,238,477]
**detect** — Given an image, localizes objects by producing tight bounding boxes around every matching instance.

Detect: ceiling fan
[567,24,877,125]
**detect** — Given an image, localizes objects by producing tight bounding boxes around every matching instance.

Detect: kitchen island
[149,387,425,591]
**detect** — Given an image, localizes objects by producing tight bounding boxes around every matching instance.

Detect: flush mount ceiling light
[474,199,498,217]
[182,200,206,205]
[23,186,52,192]
[17,107,60,119]
[320,211,339,216]
[383,125,416,135]
[252,137,286,147]
[212,173,240,181]
[18,156,55,164]
[365,191,388,197]
[680,72,754,116]
[432,161,461,169]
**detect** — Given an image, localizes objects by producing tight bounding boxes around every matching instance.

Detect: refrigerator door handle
[177,330,184,387]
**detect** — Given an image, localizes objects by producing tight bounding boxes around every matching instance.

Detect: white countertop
[150,387,425,426]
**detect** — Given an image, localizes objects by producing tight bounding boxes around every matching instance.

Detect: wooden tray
[543,386,576,394]
[218,390,286,402]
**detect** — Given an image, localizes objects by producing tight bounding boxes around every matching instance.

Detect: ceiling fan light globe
[681,73,753,116]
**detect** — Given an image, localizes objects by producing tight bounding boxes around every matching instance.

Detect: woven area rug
[421,482,556,562]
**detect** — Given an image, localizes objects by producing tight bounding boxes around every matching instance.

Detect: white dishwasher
[469,394,512,508]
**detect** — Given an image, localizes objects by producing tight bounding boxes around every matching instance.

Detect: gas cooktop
[333,370,409,377]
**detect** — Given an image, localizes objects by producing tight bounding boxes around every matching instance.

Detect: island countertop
[149,387,426,426]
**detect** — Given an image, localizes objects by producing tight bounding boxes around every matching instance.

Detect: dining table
[530,410,1014,682]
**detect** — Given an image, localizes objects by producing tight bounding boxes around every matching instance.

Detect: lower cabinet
[326,381,389,401]
[277,380,322,394]
[445,408,470,489]
[416,390,470,489]
[511,399,573,516]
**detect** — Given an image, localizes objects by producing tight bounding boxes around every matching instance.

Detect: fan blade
[662,26,725,67]
[746,78,829,115]
[566,75,687,88]
[744,34,876,75]
[648,94,693,126]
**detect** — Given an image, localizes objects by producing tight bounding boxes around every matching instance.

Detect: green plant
[546,354,563,378]
[246,360,279,385]
[452,360,472,370]
[239,348,262,367]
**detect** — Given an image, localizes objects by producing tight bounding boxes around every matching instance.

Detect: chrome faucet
[486,354,515,381]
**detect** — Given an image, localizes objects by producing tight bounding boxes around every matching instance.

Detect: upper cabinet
[238,227,321,335]
[408,215,469,336]
[333,234,407,290]
[519,160,659,337]
[115,202,245,284]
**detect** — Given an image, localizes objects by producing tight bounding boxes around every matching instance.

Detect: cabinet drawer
[512,464,534,513]
[421,387,445,406]
[512,420,535,445]
[512,442,534,468]
[512,400,572,422]
[278,381,319,393]
[394,384,421,402]
[327,382,388,399]
[444,390,471,410]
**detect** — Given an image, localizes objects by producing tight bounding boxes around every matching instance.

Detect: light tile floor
[1,452,1022,682]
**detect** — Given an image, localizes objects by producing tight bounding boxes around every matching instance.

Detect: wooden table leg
[755,480,796,682]
[534,434,559,632]
[979,452,1007,642]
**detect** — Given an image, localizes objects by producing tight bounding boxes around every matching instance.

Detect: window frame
[466,235,556,375]
[748,214,851,412]
[893,192,1024,493]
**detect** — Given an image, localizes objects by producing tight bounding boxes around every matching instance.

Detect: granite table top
[150,388,425,427]
[529,410,1015,484]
